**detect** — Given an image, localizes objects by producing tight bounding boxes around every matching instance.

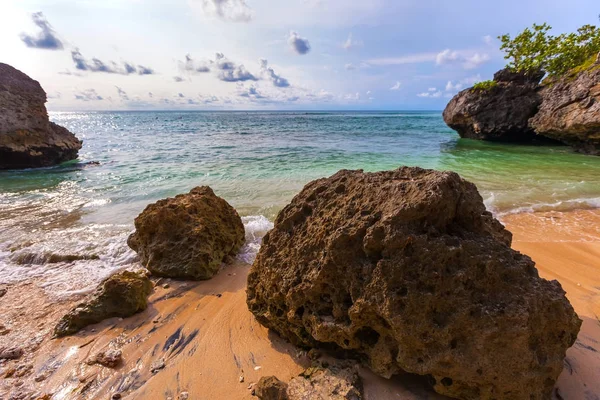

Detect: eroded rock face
[530,62,600,155]
[443,68,543,142]
[255,363,362,400]
[128,186,245,280]
[247,167,581,400]
[0,63,82,169]
[54,271,152,337]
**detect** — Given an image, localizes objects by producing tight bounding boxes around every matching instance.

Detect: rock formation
[442,68,543,142]
[54,271,153,337]
[444,58,600,155]
[255,363,362,400]
[128,186,245,280]
[247,167,581,400]
[530,63,600,155]
[0,63,82,169]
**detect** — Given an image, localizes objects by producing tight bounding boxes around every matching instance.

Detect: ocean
[1,111,600,297]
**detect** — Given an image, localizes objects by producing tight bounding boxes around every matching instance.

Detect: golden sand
[0,209,599,399]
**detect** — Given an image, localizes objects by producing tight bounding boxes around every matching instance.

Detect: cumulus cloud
[192,0,253,22]
[436,49,490,70]
[445,74,482,93]
[260,59,290,87]
[463,53,491,69]
[342,33,363,50]
[74,89,103,101]
[239,85,266,99]
[115,86,129,101]
[288,31,311,55]
[20,12,64,50]
[174,76,185,82]
[72,49,155,75]
[390,81,402,91]
[219,64,257,82]
[417,91,442,98]
[179,54,211,74]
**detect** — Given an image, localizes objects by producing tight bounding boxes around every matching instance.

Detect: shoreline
[0,208,599,399]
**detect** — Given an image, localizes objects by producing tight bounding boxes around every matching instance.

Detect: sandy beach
[1,209,599,400]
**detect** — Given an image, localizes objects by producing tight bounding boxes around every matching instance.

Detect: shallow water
[1,111,600,296]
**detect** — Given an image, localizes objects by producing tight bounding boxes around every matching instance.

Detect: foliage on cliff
[499,22,600,77]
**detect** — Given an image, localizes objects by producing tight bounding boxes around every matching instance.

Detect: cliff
[0,63,82,169]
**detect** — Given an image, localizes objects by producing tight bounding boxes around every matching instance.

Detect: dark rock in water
[0,63,82,169]
[247,167,581,400]
[128,186,245,280]
[442,68,542,142]
[54,271,153,337]
[256,363,362,400]
[530,60,600,155]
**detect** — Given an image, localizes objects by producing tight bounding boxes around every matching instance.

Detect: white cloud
[345,63,356,70]
[483,35,493,45]
[288,31,311,55]
[190,0,253,22]
[445,81,462,92]
[428,87,437,92]
[367,53,437,66]
[436,49,490,70]
[445,74,482,93]
[463,53,490,69]
[417,91,442,98]
[390,81,402,91]
[342,33,363,50]
[260,59,290,87]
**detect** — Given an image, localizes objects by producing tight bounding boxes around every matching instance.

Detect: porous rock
[128,186,245,280]
[54,271,152,337]
[0,63,82,169]
[247,167,581,400]
[255,363,362,400]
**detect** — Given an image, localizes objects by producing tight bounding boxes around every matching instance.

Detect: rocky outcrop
[255,363,362,400]
[247,167,581,400]
[0,63,82,169]
[54,271,152,337]
[530,63,600,154]
[442,68,543,142]
[128,186,245,280]
[444,59,600,154]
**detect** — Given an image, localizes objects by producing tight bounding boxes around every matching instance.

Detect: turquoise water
[1,111,600,295]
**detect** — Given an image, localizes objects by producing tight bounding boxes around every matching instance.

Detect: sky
[1,0,598,111]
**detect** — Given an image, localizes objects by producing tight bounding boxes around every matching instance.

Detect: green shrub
[472,80,498,91]
[499,22,600,77]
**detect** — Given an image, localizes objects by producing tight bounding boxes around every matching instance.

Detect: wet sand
[1,209,599,400]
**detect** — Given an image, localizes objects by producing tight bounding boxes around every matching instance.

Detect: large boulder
[54,271,153,337]
[0,63,82,169]
[442,68,543,142]
[530,59,600,155]
[247,167,581,400]
[128,186,245,280]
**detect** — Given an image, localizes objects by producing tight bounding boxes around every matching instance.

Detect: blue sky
[1,0,598,110]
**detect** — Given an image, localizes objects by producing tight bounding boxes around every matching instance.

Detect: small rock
[0,346,24,360]
[255,376,289,400]
[34,372,49,382]
[0,287,7,298]
[90,349,123,368]
[307,349,321,361]
[254,366,262,371]
[150,358,166,373]
[215,293,222,298]
[177,392,189,400]
[239,375,245,383]
[162,283,170,289]
[112,394,122,400]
